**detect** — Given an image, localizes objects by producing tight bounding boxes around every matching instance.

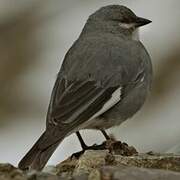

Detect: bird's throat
[132,28,139,41]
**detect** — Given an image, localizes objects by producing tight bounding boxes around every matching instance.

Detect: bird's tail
[18,131,64,171]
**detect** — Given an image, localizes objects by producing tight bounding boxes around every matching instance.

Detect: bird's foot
[71,142,107,159]
[71,138,138,159]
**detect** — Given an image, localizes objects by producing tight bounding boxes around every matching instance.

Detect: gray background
[0,0,180,166]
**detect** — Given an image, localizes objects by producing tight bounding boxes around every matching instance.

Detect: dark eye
[111,18,121,22]
[112,18,128,23]
[112,18,119,21]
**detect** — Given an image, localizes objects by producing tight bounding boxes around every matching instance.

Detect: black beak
[135,17,152,27]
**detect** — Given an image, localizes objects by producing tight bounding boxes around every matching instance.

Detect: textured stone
[27,171,60,180]
[101,166,180,180]
[56,150,180,175]
[73,150,107,175]
[88,169,101,180]
[0,164,26,180]
[1,151,180,180]
[114,153,180,171]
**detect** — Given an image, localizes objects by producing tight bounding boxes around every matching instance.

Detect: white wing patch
[89,87,122,120]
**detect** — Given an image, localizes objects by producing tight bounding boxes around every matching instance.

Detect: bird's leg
[100,129,117,152]
[71,131,107,159]
[100,130,138,156]
[76,131,88,150]
[100,129,111,140]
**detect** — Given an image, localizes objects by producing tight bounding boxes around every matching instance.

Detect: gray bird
[18,5,152,171]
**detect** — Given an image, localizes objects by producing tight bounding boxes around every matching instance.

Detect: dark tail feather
[18,131,63,171]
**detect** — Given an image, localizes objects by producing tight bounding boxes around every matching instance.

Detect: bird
[18,5,152,171]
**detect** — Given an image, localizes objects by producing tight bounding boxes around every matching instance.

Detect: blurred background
[0,0,180,166]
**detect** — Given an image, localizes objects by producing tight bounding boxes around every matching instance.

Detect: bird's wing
[41,76,121,149]
[49,69,146,129]
[48,76,120,128]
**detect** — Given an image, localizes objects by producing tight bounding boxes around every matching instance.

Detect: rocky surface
[1,150,180,180]
[0,164,26,180]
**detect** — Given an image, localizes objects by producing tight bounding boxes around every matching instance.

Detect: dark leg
[100,130,138,156]
[72,130,137,159]
[100,129,110,140]
[72,131,107,159]
[76,131,88,150]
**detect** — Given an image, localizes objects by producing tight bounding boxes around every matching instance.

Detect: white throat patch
[132,28,139,41]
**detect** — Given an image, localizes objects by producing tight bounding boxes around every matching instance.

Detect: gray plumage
[18,5,152,171]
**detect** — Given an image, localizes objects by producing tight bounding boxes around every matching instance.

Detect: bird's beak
[135,17,152,27]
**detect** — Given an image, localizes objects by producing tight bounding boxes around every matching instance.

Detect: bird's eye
[112,18,128,23]
[112,19,121,22]
[112,19,120,22]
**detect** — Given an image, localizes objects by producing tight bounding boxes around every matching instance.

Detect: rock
[1,150,180,180]
[56,150,180,179]
[56,150,180,175]
[0,164,26,180]
[27,171,60,180]
[73,150,107,175]
[100,166,180,180]
[114,152,180,172]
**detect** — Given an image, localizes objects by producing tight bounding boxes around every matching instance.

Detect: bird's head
[83,5,151,39]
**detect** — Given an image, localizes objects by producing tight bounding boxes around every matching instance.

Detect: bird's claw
[71,142,107,159]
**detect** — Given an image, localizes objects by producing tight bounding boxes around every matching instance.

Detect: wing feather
[47,76,119,125]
